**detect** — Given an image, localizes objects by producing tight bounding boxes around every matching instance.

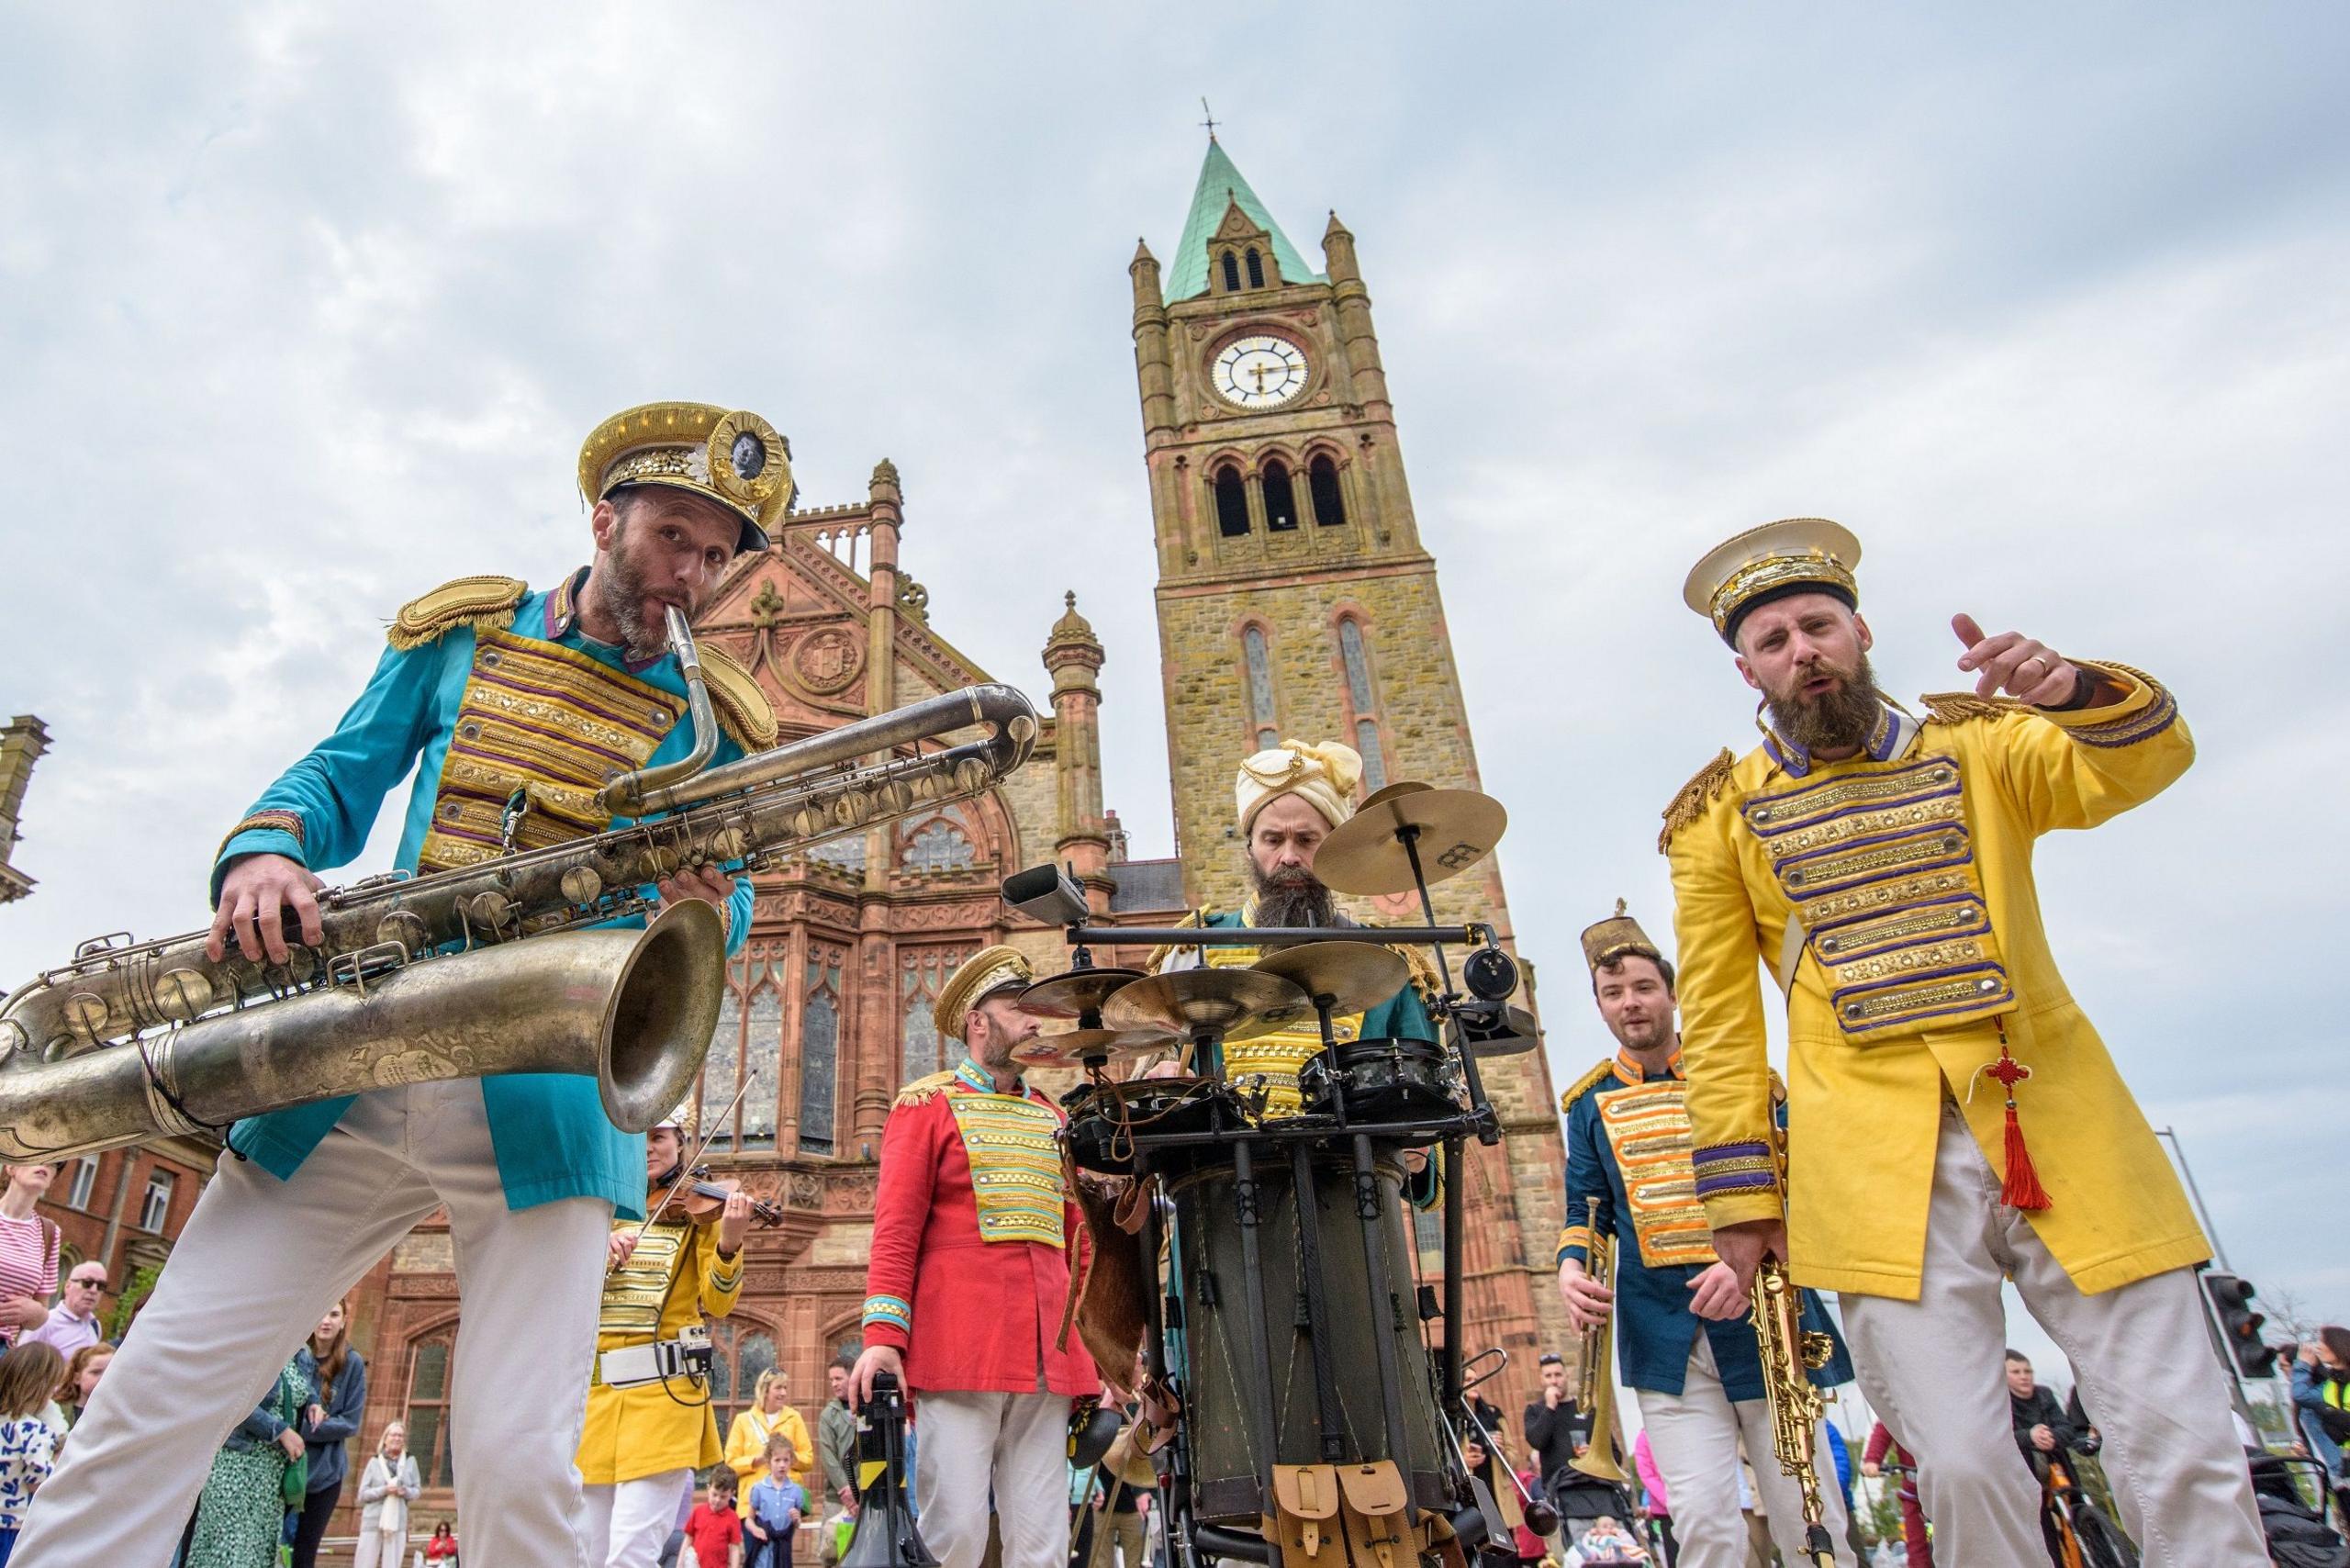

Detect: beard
[1248,857,1337,929]
[1609,1011,1673,1053]
[1764,650,1886,755]
[593,526,680,663]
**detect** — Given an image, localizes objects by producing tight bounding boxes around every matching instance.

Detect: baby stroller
[2250,1451,2348,1568]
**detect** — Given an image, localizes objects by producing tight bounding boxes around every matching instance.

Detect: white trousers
[1634,1334,1856,1568]
[584,1468,694,1567]
[1841,1103,2264,1567]
[913,1389,1071,1568]
[352,1527,409,1568]
[14,1081,612,1567]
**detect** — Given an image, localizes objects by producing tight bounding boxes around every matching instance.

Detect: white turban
[1236,740,1363,834]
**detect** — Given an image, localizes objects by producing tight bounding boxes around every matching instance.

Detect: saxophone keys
[560,868,605,904]
[702,827,748,861]
[154,969,216,1024]
[375,910,431,955]
[63,992,111,1045]
[466,891,514,931]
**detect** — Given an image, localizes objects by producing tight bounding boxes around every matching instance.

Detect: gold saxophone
[0,608,1038,1160]
[1569,1195,1629,1484]
[1752,1255,1838,1565]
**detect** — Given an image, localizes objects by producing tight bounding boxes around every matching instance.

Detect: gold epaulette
[700,644,779,751]
[1398,941,1442,1002]
[1559,1058,1618,1115]
[892,1070,959,1109]
[1144,908,1208,974]
[387,575,527,651]
[1657,747,1736,854]
[1919,691,2027,725]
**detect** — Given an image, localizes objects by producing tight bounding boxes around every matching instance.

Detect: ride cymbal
[1100,969,1312,1044]
[1017,968,1148,1021]
[1249,941,1410,1016]
[1315,786,1507,897]
[1012,1026,1179,1070]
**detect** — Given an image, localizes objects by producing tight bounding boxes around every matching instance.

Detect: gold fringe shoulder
[1657,748,1736,854]
[1559,1058,1618,1115]
[1397,941,1443,1002]
[1919,690,2027,726]
[1145,908,1209,974]
[892,1070,960,1108]
[700,644,780,751]
[387,575,526,651]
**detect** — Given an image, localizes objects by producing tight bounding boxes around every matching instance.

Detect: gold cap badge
[937,945,1035,1043]
[577,402,795,554]
[1580,898,1663,975]
[1683,517,1862,644]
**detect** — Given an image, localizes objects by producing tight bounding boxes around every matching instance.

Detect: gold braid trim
[891,1070,959,1109]
[699,644,780,751]
[1559,1058,1618,1114]
[1657,748,1736,854]
[386,575,526,651]
[1918,690,2027,725]
[1398,941,1443,1003]
[1144,908,1208,973]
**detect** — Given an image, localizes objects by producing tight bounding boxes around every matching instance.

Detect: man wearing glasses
[22,1262,109,1356]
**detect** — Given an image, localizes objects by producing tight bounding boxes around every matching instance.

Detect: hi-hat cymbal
[1457,1004,1543,1057]
[1315,786,1508,897]
[1249,941,1411,1017]
[1101,969,1313,1043]
[1013,1026,1178,1070]
[1017,968,1149,1022]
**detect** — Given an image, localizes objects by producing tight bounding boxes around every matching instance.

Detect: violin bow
[611,1070,757,1272]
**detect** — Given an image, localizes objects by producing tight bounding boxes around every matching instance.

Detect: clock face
[1211,334,1310,409]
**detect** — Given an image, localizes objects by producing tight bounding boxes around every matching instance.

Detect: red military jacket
[861,1058,1099,1398]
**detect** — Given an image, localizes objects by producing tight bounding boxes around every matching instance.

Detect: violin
[652,1163,785,1228]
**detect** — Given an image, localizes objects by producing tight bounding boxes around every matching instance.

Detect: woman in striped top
[0,1166,60,1349]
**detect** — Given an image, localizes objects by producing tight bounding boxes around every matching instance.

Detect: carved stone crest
[790,626,864,694]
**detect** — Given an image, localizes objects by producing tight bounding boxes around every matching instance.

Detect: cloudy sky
[5,5,2344,1407]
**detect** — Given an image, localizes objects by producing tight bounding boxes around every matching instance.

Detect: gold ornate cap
[1683,517,1862,644]
[1236,739,1362,832]
[1580,898,1663,974]
[578,402,795,554]
[937,945,1035,1042]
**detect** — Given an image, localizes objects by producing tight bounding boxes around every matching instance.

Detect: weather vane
[1200,97,1220,141]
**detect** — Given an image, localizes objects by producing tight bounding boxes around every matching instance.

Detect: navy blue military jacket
[1558,1047,1852,1399]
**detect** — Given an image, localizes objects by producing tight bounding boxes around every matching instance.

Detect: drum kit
[994,783,1553,1568]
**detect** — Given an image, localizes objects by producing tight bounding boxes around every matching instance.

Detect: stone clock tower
[1129,137,1574,1401]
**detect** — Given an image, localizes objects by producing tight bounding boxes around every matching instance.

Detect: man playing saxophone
[1556,902,1855,1568]
[15,402,786,1565]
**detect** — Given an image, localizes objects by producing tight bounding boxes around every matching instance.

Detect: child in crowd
[1567,1513,1647,1567]
[746,1433,810,1568]
[685,1471,745,1568]
[0,1345,63,1564]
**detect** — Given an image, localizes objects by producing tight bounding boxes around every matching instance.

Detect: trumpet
[0,605,1038,1160]
[1751,1258,1838,1567]
[1569,1196,1629,1484]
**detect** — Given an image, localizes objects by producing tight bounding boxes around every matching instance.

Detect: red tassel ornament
[1979,1025,2052,1211]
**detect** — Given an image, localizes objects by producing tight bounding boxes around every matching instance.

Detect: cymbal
[1100,969,1313,1044]
[1013,1026,1178,1070]
[1457,1004,1543,1057]
[1017,968,1149,1022]
[1315,786,1507,897]
[1249,941,1410,1016]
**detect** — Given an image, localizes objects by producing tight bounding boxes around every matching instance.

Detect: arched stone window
[701,947,785,1149]
[901,947,968,1082]
[1213,465,1251,537]
[1245,247,1265,289]
[901,815,977,873]
[1242,625,1279,749]
[1337,617,1390,792]
[1261,459,1298,532]
[800,947,843,1155]
[707,1321,778,1446]
[403,1331,458,1487]
[1309,454,1347,527]
[741,980,783,1149]
[1220,251,1242,293]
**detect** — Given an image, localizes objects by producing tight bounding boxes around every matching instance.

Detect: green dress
[188,1356,310,1568]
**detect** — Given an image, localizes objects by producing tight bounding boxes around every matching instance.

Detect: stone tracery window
[901,947,967,1082]
[901,815,977,873]
[706,1322,778,1447]
[1337,617,1390,792]
[1242,624,1279,750]
[800,947,843,1156]
[403,1332,458,1487]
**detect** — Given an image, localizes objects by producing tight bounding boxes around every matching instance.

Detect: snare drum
[1297,1036,1460,1129]
[1061,1077,1232,1175]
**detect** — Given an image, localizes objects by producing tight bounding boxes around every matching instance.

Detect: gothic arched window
[800,948,842,1156]
[901,947,967,1082]
[1337,617,1390,792]
[1261,460,1298,532]
[1245,247,1265,289]
[901,816,977,872]
[1242,625,1279,750]
[707,1322,778,1448]
[1309,455,1347,527]
[403,1332,458,1487]
[700,948,785,1150]
[1220,252,1242,293]
[740,980,782,1149]
[1213,465,1250,537]
[699,972,744,1148]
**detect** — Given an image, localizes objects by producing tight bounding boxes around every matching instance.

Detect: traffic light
[2203,1271,2277,1379]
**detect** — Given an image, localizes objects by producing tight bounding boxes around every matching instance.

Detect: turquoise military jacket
[211,575,755,1218]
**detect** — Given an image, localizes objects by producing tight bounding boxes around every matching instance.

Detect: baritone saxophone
[0,607,1040,1160]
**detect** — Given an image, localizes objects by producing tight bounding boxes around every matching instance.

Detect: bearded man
[1663,518,2260,1563]
[853,946,1100,1568]
[15,402,784,1566]
[1147,740,1437,1113]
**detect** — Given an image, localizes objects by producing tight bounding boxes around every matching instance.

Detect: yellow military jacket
[576,1215,744,1484]
[1664,663,2208,1300]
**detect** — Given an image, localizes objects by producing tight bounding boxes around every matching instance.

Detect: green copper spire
[1162,137,1323,304]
